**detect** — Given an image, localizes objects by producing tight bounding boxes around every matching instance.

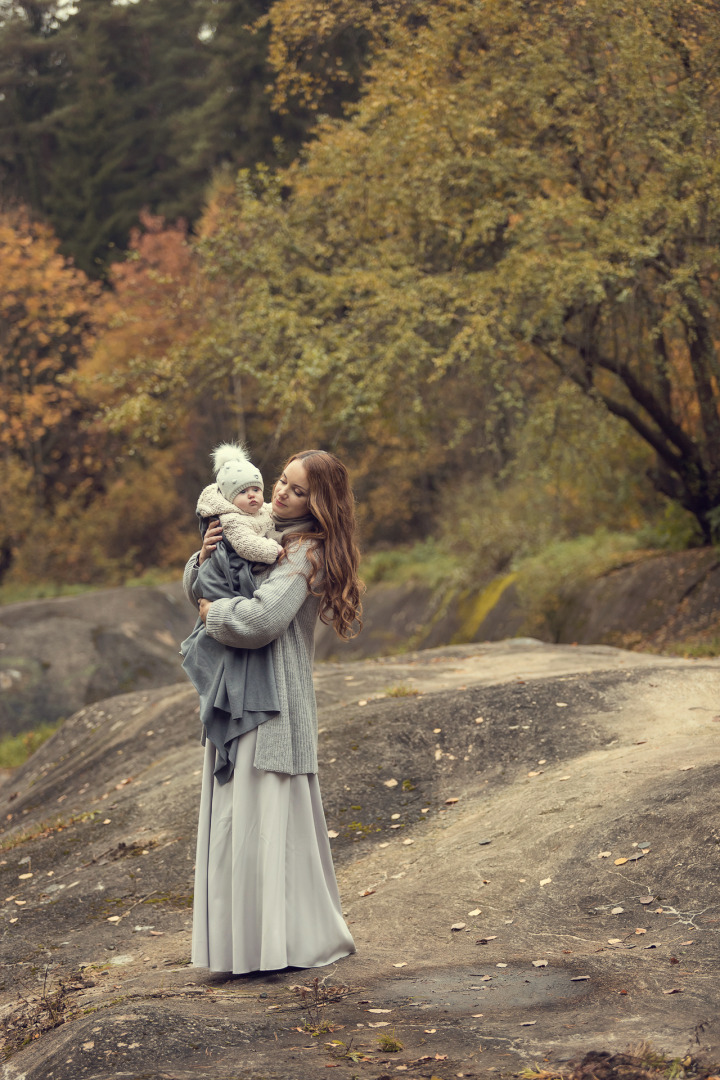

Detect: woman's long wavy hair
[278,450,363,640]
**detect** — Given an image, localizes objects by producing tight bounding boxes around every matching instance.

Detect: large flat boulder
[0,583,197,736]
[1,640,719,1078]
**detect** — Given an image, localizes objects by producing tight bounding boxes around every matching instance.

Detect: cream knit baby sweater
[196,483,282,564]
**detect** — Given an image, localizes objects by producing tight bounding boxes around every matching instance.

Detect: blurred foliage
[512,529,645,640]
[0,0,312,274]
[2,0,720,589]
[361,538,461,589]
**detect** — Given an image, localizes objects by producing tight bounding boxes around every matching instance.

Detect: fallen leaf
[475,717,484,723]
[402,838,414,846]
[468,908,482,917]
[527,771,542,777]
[107,916,121,923]
[558,776,571,782]
[496,963,508,968]
[570,976,590,982]
[327,830,339,839]
[18,873,32,880]
[637,841,651,849]
[367,1008,392,1013]
[149,931,164,937]
[679,765,695,771]
[383,779,398,788]
[680,940,694,946]
[445,797,459,804]
[598,851,612,858]
[635,928,647,935]
[639,897,654,905]
[451,923,466,931]
[393,962,408,967]
[471,1013,484,1017]
[477,838,492,846]
[538,759,547,765]
[476,936,497,944]
[81,1041,95,1051]
[627,851,646,861]
[608,938,623,944]
[359,889,375,897]
[663,988,683,994]
[367,1022,390,1028]
[520,1020,537,1026]
[378,842,389,848]
[435,1054,448,1060]
[358,700,368,706]
[556,702,569,707]
[532,960,548,967]
[614,857,628,865]
[539,878,552,887]
[611,907,625,914]
[424,1028,437,1033]
[9,917,18,924]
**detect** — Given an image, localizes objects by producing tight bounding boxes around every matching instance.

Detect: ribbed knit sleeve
[204,543,315,650]
[183,554,201,607]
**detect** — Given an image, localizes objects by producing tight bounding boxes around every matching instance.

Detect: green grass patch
[385,684,420,697]
[512,528,646,637]
[0,722,61,770]
[361,538,461,589]
[0,582,97,607]
[664,636,720,659]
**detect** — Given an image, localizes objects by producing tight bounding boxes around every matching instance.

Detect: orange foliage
[0,208,101,498]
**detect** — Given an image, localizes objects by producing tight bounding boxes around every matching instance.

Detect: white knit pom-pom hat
[212,442,264,503]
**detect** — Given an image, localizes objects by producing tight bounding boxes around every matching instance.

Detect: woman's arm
[204,542,316,649]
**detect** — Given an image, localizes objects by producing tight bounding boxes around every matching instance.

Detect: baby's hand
[270,540,283,562]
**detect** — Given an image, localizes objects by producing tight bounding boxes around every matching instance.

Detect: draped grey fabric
[180,536,279,784]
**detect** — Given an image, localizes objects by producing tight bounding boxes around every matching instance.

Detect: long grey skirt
[192,728,355,974]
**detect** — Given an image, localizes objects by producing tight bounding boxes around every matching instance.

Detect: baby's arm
[220,513,283,564]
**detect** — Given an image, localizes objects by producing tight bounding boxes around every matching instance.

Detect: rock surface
[316,547,720,659]
[1,640,719,1078]
[0,583,196,736]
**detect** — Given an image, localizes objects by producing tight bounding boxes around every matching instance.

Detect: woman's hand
[198,519,223,565]
[198,598,212,624]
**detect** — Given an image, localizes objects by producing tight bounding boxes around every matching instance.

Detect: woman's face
[272,459,310,519]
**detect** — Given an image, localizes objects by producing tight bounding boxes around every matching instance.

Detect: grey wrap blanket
[180,534,279,784]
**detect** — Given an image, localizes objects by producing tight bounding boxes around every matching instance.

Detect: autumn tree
[0,208,103,576]
[187,0,720,542]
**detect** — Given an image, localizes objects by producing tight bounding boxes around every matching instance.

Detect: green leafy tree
[193,0,720,542]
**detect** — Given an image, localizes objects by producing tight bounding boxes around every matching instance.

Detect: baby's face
[233,486,263,514]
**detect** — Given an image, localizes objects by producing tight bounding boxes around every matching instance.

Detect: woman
[184,449,363,975]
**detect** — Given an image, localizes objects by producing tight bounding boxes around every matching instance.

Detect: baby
[180,443,281,785]
[196,443,282,565]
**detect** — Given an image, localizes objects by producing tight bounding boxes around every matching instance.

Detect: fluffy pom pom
[211,441,250,475]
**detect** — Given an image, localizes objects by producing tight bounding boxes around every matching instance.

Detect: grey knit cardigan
[183,541,322,775]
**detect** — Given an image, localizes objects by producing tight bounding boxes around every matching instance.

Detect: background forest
[1,0,719,597]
